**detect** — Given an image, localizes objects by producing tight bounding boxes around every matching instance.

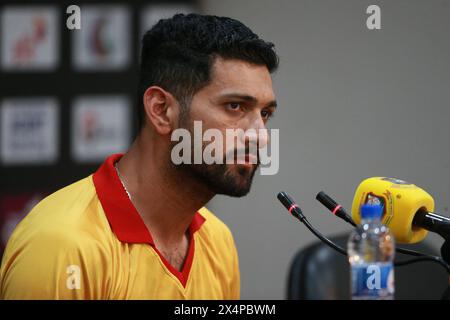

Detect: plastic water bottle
[347,204,395,299]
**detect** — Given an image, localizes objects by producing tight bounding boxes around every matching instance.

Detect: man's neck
[115,134,214,247]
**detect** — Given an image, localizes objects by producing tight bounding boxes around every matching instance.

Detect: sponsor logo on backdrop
[1,6,59,70]
[71,96,131,163]
[72,5,130,71]
[0,98,59,164]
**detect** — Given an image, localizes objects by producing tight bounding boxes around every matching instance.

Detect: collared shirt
[0,154,240,299]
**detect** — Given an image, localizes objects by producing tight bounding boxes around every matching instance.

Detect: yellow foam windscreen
[351,177,434,244]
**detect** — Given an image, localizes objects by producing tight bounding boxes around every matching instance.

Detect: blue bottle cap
[360,204,383,220]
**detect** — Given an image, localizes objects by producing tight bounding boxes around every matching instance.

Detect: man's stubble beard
[176,159,259,197]
[169,112,259,198]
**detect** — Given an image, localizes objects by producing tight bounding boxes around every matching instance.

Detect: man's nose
[245,115,269,149]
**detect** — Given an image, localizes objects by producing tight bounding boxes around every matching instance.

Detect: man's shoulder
[0,176,112,300]
[6,175,110,251]
[34,175,97,215]
[25,175,104,223]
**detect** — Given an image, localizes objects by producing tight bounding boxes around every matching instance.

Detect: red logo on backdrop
[13,16,47,64]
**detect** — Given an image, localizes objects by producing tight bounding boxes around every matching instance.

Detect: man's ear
[142,86,180,135]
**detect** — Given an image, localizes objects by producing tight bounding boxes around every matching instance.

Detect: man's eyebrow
[218,93,277,108]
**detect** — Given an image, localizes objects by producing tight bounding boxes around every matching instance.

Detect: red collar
[93,154,205,245]
[93,154,206,287]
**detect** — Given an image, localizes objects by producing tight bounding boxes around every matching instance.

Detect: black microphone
[277,191,305,221]
[412,211,450,264]
[316,191,356,227]
[413,211,450,241]
[277,191,347,255]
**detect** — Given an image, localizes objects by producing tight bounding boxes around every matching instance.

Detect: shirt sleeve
[0,226,110,300]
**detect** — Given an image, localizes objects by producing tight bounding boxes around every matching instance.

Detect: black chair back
[287,234,449,299]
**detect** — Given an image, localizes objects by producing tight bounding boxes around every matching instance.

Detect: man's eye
[261,110,272,119]
[227,102,241,110]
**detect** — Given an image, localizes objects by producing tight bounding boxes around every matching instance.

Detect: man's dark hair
[138,13,279,129]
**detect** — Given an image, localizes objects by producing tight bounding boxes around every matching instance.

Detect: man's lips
[235,154,259,168]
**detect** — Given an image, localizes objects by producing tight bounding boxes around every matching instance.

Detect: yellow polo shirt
[0,154,240,299]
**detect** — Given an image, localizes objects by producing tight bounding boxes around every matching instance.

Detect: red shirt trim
[93,153,205,287]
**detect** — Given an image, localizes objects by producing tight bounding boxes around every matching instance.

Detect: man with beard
[0,13,278,299]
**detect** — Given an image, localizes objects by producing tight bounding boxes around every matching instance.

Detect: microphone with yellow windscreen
[351,177,450,244]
